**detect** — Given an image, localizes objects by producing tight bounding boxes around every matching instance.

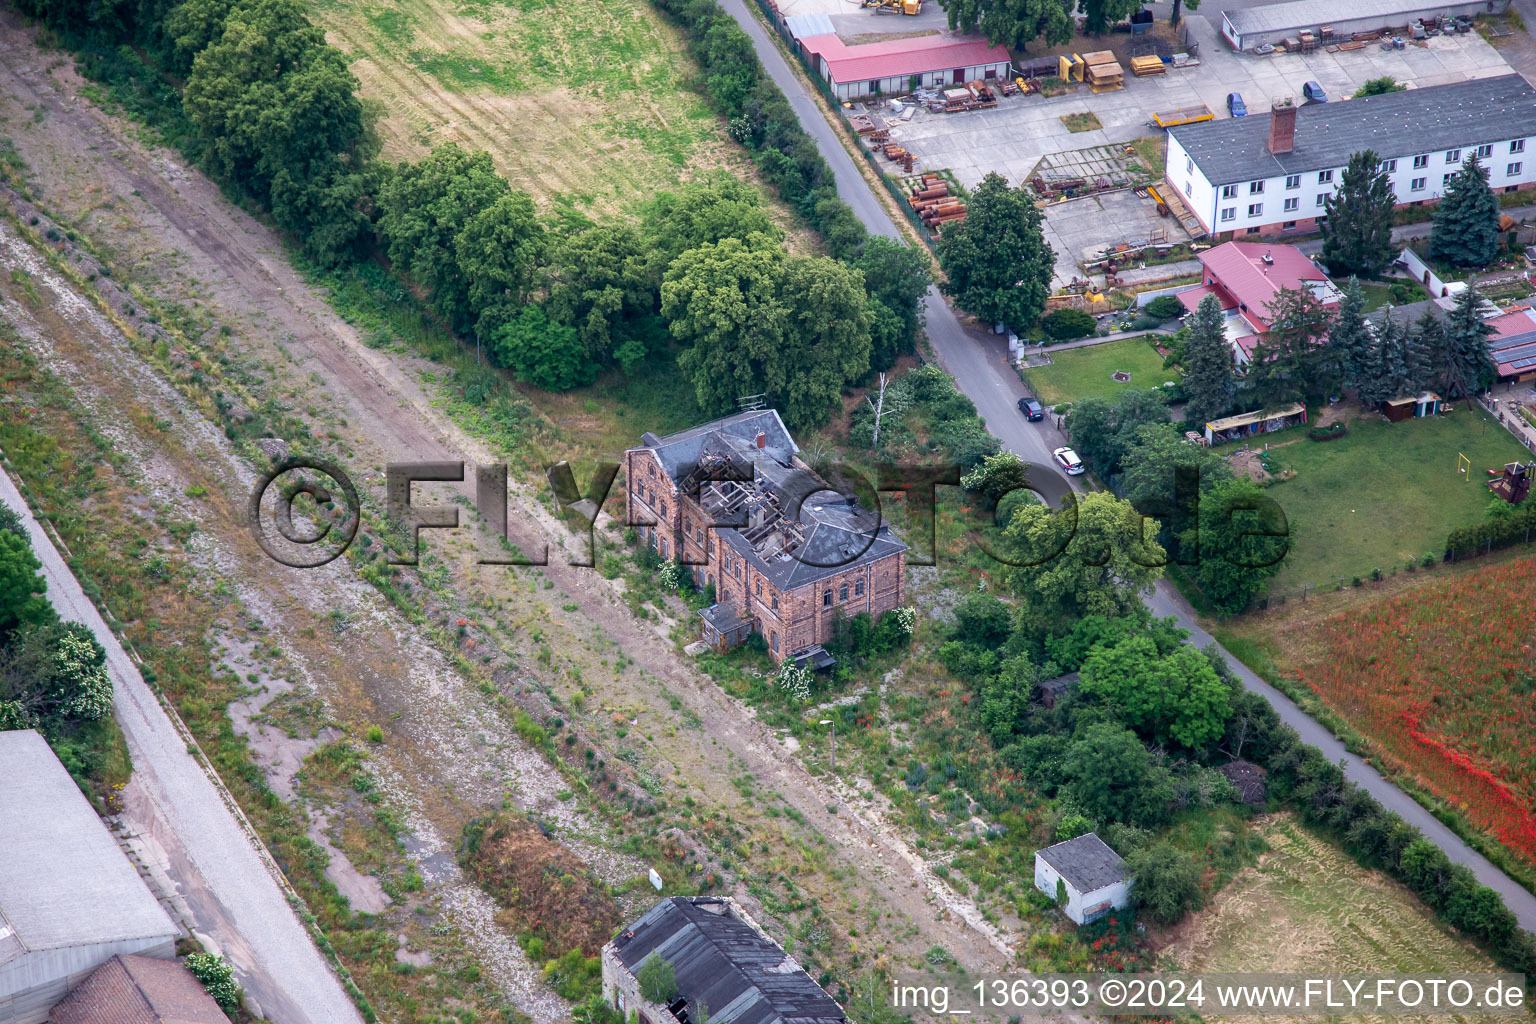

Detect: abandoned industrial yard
[0,0,1535,1015]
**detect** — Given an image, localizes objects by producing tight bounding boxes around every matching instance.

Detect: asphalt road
[720,0,1536,933]
[0,466,365,1024]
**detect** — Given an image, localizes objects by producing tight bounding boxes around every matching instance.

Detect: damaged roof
[635,412,906,589]
[612,898,844,1024]
[1036,833,1128,894]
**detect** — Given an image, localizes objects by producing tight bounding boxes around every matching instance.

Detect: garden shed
[1033,833,1131,925]
[1204,403,1307,445]
[1383,392,1444,422]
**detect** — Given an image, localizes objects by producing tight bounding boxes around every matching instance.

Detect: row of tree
[1321,148,1505,277]
[935,0,1187,51]
[1176,280,1497,416]
[21,0,933,429]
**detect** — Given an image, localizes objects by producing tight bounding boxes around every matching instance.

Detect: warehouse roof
[1171,75,1536,184]
[1036,833,1128,893]
[1224,0,1475,37]
[611,898,844,1024]
[0,730,176,963]
[800,32,1011,83]
[50,954,227,1024]
[785,12,834,39]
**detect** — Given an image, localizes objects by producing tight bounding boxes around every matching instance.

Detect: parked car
[1053,446,1085,475]
[1018,397,1044,421]
[1303,80,1328,103]
[1226,91,1247,116]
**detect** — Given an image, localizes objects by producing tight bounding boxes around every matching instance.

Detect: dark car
[1226,91,1247,116]
[1303,80,1328,103]
[1018,397,1044,421]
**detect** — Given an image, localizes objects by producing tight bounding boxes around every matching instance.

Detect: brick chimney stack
[1268,98,1297,154]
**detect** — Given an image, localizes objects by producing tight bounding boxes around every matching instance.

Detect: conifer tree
[1181,293,1237,425]
[1331,277,1372,391]
[1320,150,1396,276]
[1431,155,1501,268]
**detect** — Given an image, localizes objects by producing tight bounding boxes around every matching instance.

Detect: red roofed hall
[1178,241,1340,363]
[798,33,1011,101]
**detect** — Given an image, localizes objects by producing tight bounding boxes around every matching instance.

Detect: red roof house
[799,33,1012,100]
[1487,307,1536,379]
[1178,241,1340,362]
[50,955,227,1024]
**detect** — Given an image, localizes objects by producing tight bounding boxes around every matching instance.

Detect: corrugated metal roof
[785,13,834,40]
[800,33,1010,83]
[1171,75,1536,185]
[0,731,176,954]
[613,898,844,1024]
[1225,0,1476,36]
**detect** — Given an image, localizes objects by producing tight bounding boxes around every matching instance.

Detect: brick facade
[624,424,906,664]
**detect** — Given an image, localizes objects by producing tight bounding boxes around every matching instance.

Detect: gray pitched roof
[612,898,844,1024]
[1171,75,1536,185]
[1036,833,1127,893]
[0,731,177,962]
[1224,0,1469,37]
[636,412,907,590]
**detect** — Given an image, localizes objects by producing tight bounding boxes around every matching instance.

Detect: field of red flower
[1288,559,1536,864]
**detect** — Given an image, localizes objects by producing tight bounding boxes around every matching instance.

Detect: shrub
[1307,422,1347,441]
[637,951,677,1003]
[1042,308,1097,340]
[185,953,240,1012]
[365,724,384,743]
[1145,294,1185,320]
[1126,843,1205,925]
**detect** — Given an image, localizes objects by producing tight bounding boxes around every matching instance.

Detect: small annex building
[49,954,226,1024]
[1033,833,1131,925]
[0,730,179,1024]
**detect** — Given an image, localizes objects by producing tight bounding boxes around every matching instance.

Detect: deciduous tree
[1127,843,1206,924]
[1062,722,1173,827]
[1080,635,1232,748]
[1001,492,1163,622]
[937,0,1074,48]
[938,172,1053,331]
[1179,477,1289,613]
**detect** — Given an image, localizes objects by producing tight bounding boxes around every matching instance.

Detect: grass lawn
[1356,280,1430,312]
[1167,814,1523,1006]
[1021,336,1177,407]
[1260,406,1529,592]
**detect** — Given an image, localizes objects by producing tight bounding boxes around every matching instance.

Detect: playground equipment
[1488,461,1532,504]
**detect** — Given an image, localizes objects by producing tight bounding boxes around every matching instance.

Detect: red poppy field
[1283,558,1536,865]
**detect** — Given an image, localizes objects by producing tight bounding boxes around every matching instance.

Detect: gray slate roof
[1224,0,1471,37]
[1171,75,1536,185]
[636,411,907,590]
[1036,833,1128,893]
[0,730,177,965]
[612,898,844,1024]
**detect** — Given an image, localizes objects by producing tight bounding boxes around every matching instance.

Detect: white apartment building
[1165,75,1536,240]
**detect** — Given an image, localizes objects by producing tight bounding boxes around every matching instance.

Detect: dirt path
[0,10,1013,990]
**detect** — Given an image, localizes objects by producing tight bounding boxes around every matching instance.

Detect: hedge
[1307,422,1347,442]
[1445,498,1536,559]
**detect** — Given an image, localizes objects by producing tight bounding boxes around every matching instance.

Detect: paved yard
[1040,188,1192,287]
[867,16,1513,189]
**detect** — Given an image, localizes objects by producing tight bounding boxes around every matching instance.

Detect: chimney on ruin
[1268,98,1297,155]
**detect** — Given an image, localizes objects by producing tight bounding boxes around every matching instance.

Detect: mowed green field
[312,0,742,217]
[1263,406,1529,593]
[1021,336,1179,407]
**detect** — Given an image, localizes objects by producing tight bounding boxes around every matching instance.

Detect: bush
[637,951,677,1003]
[1307,421,1347,441]
[185,953,240,1012]
[1041,308,1097,340]
[1445,497,1536,558]
[1145,294,1185,320]
[1127,843,1205,925]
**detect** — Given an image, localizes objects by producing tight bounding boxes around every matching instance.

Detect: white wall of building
[823,61,1010,100]
[1033,854,1131,926]
[1168,130,1536,235]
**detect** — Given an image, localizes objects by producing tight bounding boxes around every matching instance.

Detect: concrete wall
[1172,133,1536,237]
[1033,855,1131,926]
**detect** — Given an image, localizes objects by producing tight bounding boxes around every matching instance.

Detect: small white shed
[1034,833,1130,925]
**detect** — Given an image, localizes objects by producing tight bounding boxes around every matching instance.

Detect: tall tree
[1179,477,1289,613]
[543,224,658,370]
[937,0,1074,49]
[642,174,781,277]
[1079,0,1139,33]
[1248,286,1334,407]
[1414,307,1451,396]
[1061,722,1173,827]
[854,238,931,371]
[664,241,872,429]
[1442,285,1497,396]
[1320,150,1396,277]
[1001,491,1164,622]
[455,192,544,317]
[1079,635,1232,749]
[1355,314,1397,408]
[938,172,1053,331]
[1431,155,1501,268]
[1331,277,1372,392]
[375,144,509,330]
[1065,387,1169,472]
[0,531,55,640]
[1181,292,1237,425]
